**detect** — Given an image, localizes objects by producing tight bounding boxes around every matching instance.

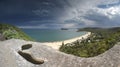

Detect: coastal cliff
[0,39,120,67]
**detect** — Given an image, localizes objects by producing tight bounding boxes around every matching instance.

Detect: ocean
[22,29,87,42]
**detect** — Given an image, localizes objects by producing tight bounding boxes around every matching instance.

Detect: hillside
[60,27,120,57]
[0,39,120,67]
[0,23,33,41]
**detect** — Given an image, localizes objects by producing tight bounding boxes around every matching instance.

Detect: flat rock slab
[0,39,120,67]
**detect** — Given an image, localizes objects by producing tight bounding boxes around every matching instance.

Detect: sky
[0,0,120,29]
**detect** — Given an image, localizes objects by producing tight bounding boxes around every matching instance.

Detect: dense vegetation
[60,27,120,57]
[0,23,33,41]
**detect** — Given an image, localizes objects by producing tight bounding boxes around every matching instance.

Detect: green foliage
[0,23,34,41]
[59,27,120,57]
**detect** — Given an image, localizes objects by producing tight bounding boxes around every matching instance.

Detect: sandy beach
[42,32,91,50]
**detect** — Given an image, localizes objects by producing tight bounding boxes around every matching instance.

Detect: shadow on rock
[21,44,32,50]
[18,50,44,64]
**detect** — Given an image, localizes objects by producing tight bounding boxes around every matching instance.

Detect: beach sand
[42,32,91,50]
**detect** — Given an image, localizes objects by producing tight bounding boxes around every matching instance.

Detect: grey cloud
[82,8,120,27]
[61,0,120,28]
[83,10,109,23]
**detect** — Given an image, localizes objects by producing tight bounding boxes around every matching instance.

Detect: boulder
[0,33,5,41]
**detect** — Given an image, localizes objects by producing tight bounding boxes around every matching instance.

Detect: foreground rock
[0,39,120,67]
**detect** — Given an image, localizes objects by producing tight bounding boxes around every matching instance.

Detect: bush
[0,23,33,41]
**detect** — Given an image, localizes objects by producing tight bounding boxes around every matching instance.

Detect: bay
[22,29,87,42]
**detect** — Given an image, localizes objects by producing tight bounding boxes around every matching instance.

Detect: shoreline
[42,32,91,50]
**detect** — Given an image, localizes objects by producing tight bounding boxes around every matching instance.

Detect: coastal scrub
[0,23,33,41]
[59,27,120,57]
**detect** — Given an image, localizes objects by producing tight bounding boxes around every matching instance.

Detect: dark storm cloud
[0,0,120,28]
[0,0,72,25]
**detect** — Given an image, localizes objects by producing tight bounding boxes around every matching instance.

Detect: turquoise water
[22,29,87,42]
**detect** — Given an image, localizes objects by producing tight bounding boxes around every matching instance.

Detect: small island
[61,28,68,30]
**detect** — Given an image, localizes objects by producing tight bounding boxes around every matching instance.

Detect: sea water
[22,29,87,42]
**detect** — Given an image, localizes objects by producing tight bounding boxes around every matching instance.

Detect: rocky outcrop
[0,33,5,41]
[0,39,120,67]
